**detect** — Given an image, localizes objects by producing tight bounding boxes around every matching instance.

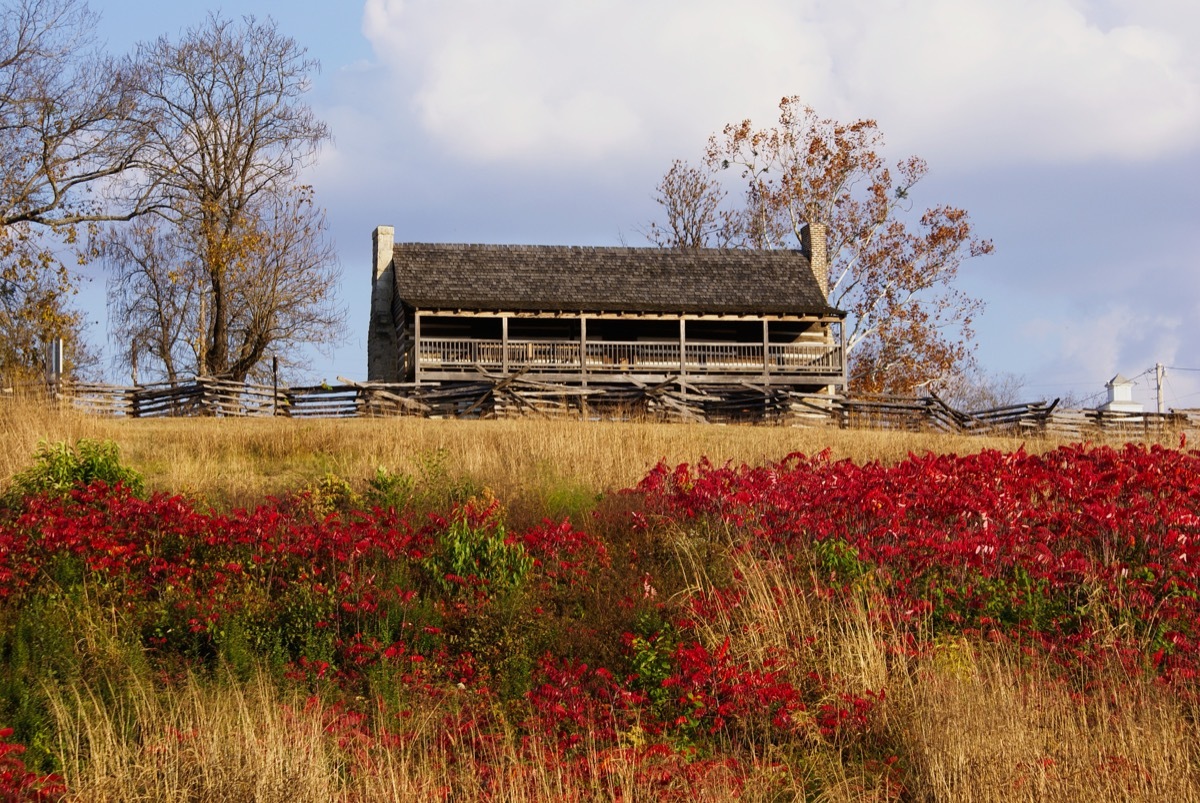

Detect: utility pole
[1156,362,1165,414]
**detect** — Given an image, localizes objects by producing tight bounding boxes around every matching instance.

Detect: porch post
[414,311,423,387]
[763,319,770,382]
[502,316,509,375]
[580,316,588,383]
[840,320,847,389]
[680,318,687,378]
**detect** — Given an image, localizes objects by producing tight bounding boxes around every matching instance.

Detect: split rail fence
[6,376,1200,441]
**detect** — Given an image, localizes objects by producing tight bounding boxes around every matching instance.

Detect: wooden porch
[413,336,845,385]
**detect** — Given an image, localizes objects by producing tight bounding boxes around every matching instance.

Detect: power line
[1163,372,1197,406]
[1128,367,1155,381]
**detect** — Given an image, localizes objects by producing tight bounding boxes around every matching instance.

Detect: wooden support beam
[763,319,770,383]
[414,312,423,387]
[580,317,588,388]
[680,318,686,378]
[839,320,847,389]
[501,316,509,375]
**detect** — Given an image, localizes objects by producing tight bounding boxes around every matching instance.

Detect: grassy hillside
[1,402,1196,801]
[2,400,1039,508]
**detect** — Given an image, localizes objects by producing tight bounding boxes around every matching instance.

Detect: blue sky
[81,0,1200,409]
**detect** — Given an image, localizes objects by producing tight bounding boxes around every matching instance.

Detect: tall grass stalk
[50,668,811,802]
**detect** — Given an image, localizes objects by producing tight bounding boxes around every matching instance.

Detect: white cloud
[831,0,1200,164]
[362,0,828,165]
[1020,302,1194,406]
[360,0,1200,169]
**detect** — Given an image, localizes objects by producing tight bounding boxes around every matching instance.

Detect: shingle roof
[392,243,842,317]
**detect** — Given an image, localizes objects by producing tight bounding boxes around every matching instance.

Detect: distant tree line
[0,0,344,385]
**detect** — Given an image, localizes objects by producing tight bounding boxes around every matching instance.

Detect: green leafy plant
[423,503,532,596]
[4,440,144,504]
[363,466,416,511]
[356,452,480,516]
[812,537,872,584]
[291,472,360,517]
[628,631,674,714]
[541,479,602,523]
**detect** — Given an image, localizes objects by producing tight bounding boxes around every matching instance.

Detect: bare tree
[641,160,737,249]
[937,366,1027,412]
[0,0,147,228]
[207,185,343,382]
[102,220,196,383]
[107,14,342,382]
[0,0,148,380]
[647,98,994,394]
[105,185,343,384]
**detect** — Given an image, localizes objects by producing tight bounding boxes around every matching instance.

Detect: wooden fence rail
[5,377,1199,440]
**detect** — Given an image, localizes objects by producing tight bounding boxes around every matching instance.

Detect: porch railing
[417,338,842,376]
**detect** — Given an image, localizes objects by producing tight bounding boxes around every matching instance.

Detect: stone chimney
[801,222,829,299]
[367,225,399,381]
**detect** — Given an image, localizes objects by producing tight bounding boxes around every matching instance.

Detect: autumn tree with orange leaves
[646,98,993,394]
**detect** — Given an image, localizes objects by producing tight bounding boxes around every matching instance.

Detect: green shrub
[294,472,360,517]
[423,514,533,596]
[628,612,677,717]
[540,479,602,523]
[812,537,872,583]
[363,466,416,511]
[4,439,144,504]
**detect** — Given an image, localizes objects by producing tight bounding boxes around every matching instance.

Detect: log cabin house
[367,225,846,418]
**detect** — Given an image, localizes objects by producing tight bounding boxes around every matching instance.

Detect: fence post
[45,337,63,401]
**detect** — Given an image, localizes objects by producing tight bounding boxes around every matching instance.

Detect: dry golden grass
[52,669,809,803]
[675,538,1200,803]
[901,652,1200,802]
[52,672,340,803]
[2,399,1046,507]
[46,598,802,803]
